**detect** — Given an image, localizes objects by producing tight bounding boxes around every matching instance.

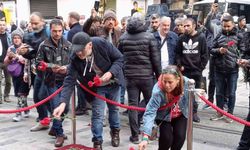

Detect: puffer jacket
[118,17,161,79]
[211,27,245,73]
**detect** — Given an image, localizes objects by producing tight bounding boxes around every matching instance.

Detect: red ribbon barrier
[0,86,63,114]
[198,94,250,126]
[78,81,178,112]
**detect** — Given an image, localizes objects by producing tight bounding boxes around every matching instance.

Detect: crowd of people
[0,0,250,150]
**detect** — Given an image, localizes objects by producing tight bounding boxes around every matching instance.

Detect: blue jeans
[215,71,238,114]
[47,82,66,137]
[33,76,49,120]
[91,84,120,143]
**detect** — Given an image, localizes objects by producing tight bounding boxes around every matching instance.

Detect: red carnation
[228,41,235,47]
[88,81,94,87]
[93,76,102,86]
[40,117,51,126]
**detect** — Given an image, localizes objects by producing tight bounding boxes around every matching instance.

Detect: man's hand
[237,59,250,67]
[219,47,227,54]
[58,66,67,74]
[53,103,66,119]
[211,3,219,13]
[17,44,29,55]
[91,8,97,18]
[100,72,112,83]
[51,65,61,73]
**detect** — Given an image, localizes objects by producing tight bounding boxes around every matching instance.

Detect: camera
[94,0,100,12]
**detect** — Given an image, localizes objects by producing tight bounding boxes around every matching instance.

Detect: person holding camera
[138,65,190,150]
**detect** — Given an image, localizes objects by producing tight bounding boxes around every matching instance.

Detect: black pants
[208,58,216,102]
[183,73,201,113]
[157,115,187,150]
[127,78,154,137]
[237,109,250,150]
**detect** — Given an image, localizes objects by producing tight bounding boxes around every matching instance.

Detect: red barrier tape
[78,81,178,112]
[0,86,63,114]
[198,94,250,127]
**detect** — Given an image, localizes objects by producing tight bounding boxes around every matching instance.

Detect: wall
[57,0,95,21]
[116,0,154,25]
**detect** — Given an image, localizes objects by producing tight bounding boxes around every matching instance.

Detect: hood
[126,17,147,34]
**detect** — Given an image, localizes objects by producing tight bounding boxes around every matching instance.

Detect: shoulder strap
[160,37,167,49]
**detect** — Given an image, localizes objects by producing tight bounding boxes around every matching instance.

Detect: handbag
[7,60,22,77]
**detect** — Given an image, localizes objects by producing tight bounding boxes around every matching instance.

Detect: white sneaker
[13,114,22,122]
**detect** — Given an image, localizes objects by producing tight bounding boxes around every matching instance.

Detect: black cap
[238,15,246,23]
[72,32,91,53]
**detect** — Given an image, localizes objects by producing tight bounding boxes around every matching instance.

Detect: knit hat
[11,29,24,40]
[103,10,116,22]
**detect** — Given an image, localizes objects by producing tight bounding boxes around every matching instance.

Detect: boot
[13,97,23,122]
[21,97,29,118]
[93,141,102,150]
[110,128,120,147]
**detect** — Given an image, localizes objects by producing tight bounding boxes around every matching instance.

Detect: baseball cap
[72,32,91,53]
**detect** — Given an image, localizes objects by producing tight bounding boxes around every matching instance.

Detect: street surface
[0,68,249,150]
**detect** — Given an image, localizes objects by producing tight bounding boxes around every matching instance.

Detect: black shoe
[129,136,139,144]
[110,128,120,147]
[48,129,67,139]
[93,141,102,150]
[122,110,128,116]
[193,113,200,123]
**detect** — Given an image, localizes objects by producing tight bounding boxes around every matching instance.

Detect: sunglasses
[162,68,179,77]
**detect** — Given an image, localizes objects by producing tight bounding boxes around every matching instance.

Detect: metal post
[187,79,195,150]
[71,86,76,144]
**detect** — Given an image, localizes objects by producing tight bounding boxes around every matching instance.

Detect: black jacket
[36,37,71,86]
[61,37,124,106]
[211,27,245,73]
[23,26,50,60]
[118,17,161,79]
[175,31,209,75]
[67,23,82,42]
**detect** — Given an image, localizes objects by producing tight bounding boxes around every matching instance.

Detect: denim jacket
[142,76,189,136]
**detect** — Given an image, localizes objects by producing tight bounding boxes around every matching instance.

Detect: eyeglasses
[162,68,179,77]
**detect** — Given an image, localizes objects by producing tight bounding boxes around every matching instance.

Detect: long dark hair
[161,65,184,96]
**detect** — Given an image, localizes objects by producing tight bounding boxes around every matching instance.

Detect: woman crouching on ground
[139,65,190,150]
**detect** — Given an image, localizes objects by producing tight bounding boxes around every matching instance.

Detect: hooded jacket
[118,17,161,79]
[60,37,124,106]
[175,31,209,76]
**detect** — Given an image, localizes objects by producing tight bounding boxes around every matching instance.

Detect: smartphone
[94,0,100,12]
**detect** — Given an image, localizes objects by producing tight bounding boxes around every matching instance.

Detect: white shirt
[159,33,169,69]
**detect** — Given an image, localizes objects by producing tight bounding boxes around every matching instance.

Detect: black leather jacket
[36,37,71,85]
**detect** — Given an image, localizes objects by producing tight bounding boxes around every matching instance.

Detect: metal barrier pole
[187,79,195,150]
[71,86,76,144]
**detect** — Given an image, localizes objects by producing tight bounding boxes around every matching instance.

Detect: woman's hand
[138,141,148,150]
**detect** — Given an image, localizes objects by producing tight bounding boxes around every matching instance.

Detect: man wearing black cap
[237,16,247,34]
[53,32,124,150]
